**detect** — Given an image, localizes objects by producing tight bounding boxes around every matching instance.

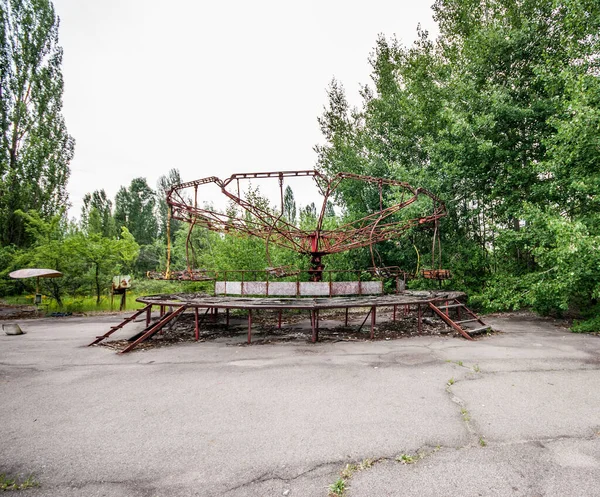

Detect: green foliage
[572,316,600,334]
[315,0,600,322]
[0,0,74,247]
[156,168,183,240]
[328,478,346,496]
[81,190,115,237]
[12,210,86,305]
[114,177,158,246]
[73,226,140,304]
[3,0,600,326]
[7,210,140,307]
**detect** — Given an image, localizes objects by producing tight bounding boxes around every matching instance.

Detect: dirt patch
[0,303,41,320]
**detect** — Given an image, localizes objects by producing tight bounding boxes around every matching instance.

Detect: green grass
[3,279,216,314]
[4,294,145,313]
[0,474,39,491]
[328,478,346,496]
[396,453,415,464]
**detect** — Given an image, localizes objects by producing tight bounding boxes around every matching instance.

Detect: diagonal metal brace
[88,305,153,346]
[119,305,187,354]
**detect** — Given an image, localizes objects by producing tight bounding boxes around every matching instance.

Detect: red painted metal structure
[164,170,447,281]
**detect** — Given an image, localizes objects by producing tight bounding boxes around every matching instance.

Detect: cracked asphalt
[1,312,599,496]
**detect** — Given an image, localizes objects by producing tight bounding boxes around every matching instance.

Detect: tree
[156,168,182,239]
[282,185,296,225]
[74,227,139,304]
[81,189,115,237]
[113,177,158,246]
[13,209,84,305]
[315,0,600,316]
[0,0,74,247]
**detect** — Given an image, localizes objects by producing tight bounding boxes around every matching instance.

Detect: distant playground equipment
[9,268,63,305]
[111,275,132,311]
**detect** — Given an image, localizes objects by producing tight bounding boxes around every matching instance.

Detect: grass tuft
[328,478,346,496]
[0,474,39,491]
[396,453,415,464]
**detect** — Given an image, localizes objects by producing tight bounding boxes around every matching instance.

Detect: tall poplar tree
[0,0,74,247]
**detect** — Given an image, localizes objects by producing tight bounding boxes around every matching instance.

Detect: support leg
[226,308,230,328]
[370,306,376,339]
[195,307,199,341]
[418,304,422,334]
[311,310,317,343]
[247,309,252,344]
[393,305,397,322]
[278,310,282,330]
[146,305,151,327]
[345,308,349,327]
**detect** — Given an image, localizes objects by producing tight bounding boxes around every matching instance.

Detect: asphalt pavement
[0,311,598,496]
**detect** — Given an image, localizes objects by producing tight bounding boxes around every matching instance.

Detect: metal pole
[226,308,230,327]
[278,310,282,330]
[393,305,397,322]
[418,304,422,334]
[370,306,376,339]
[247,309,252,344]
[311,310,317,343]
[345,308,349,327]
[195,307,199,341]
[146,305,151,327]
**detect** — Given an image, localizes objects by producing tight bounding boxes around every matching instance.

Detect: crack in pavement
[223,460,341,494]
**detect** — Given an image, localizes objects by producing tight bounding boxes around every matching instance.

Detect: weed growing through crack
[447,377,455,386]
[396,454,415,464]
[340,464,358,479]
[473,364,480,373]
[0,474,39,491]
[328,478,346,496]
[457,360,463,366]
[479,437,487,447]
[461,408,471,422]
[359,458,374,470]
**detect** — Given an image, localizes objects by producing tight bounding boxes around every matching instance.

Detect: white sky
[53,0,438,217]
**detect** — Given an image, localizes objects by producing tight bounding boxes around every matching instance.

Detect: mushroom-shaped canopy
[9,269,63,279]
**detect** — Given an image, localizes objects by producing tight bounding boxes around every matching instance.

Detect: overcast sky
[52,0,438,217]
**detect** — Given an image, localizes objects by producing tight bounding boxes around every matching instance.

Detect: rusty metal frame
[165,170,447,281]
